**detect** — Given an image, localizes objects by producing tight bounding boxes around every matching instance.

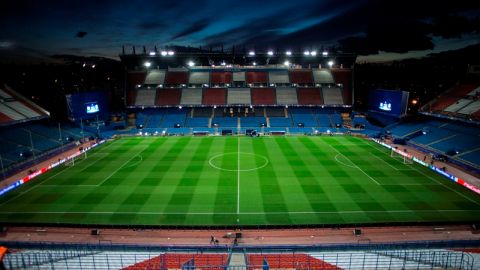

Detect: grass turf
[0,136,479,226]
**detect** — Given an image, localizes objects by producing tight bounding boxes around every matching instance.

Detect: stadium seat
[156,89,182,106]
[245,71,268,84]
[203,88,226,105]
[297,88,323,105]
[276,87,298,105]
[210,71,233,85]
[289,70,314,85]
[164,71,189,86]
[251,88,276,105]
[227,88,251,104]
[144,70,166,85]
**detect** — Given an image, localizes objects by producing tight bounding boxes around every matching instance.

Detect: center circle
[209,152,269,172]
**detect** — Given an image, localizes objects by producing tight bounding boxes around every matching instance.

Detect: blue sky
[0,0,479,62]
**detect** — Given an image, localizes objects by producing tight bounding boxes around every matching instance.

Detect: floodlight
[310,51,317,56]
[252,62,257,66]
[328,60,334,67]
[322,51,328,56]
[144,62,151,67]
[221,61,226,66]
[167,50,174,56]
[284,61,290,66]
[160,51,168,56]
[304,51,310,56]
[249,51,255,56]
[91,64,96,68]
[267,51,274,56]
[149,51,156,56]
[187,61,195,67]
[286,51,292,56]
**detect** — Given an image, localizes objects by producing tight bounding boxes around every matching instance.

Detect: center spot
[209,152,269,172]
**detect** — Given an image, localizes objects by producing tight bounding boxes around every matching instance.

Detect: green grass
[0,136,479,226]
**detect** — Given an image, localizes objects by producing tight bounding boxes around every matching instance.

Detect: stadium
[1,1,480,269]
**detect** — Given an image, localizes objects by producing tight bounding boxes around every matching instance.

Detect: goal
[390,149,413,164]
[65,152,87,167]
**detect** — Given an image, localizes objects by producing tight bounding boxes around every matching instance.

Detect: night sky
[0,0,479,62]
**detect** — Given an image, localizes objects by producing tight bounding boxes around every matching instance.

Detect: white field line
[97,154,140,186]
[0,209,478,215]
[324,142,380,185]
[237,136,240,215]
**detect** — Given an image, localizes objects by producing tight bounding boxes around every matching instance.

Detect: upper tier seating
[457,100,480,115]
[188,72,210,85]
[127,71,146,88]
[276,87,298,105]
[233,72,246,82]
[210,72,232,85]
[144,70,166,85]
[245,72,268,84]
[268,70,290,84]
[180,88,202,105]
[164,71,188,86]
[203,88,226,105]
[0,84,49,126]
[297,88,323,105]
[155,89,182,106]
[289,70,314,85]
[322,87,344,105]
[134,89,156,106]
[251,88,276,105]
[227,88,251,104]
[312,69,334,84]
[331,69,352,104]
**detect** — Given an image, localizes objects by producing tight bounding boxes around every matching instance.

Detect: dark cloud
[137,21,165,30]
[75,31,87,38]
[170,19,210,41]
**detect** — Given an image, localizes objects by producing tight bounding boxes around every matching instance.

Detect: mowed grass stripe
[0,136,479,226]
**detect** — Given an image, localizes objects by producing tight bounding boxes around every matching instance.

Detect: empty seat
[227,88,251,104]
[322,87,344,105]
[144,70,166,85]
[203,88,226,105]
[276,87,298,105]
[269,70,290,84]
[189,72,210,85]
[251,88,276,105]
[457,101,480,115]
[210,72,233,85]
[156,89,181,105]
[127,71,146,88]
[245,72,268,84]
[312,69,334,84]
[134,89,156,106]
[180,88,202,105]
[233,72,245,82]
[297,88,323,105]
[165,71,188,85]
[289,70,314,84]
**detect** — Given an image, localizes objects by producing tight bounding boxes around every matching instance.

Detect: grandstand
[1,49,480,270]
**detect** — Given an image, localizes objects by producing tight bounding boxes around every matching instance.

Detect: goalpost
[390,149,413,164]
[64,152,87,167]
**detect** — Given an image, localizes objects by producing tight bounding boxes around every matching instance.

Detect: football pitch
[0,136,479,226]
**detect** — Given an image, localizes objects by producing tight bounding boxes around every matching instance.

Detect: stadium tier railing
[2,240,479,270]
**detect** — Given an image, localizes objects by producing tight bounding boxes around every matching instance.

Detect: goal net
[65,152,87,167]
[390,149,413,164]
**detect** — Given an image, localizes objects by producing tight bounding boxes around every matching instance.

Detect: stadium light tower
[144,61,151,68]
[187,61,195,67]
[285,51,292,56]
[328,60,334,68]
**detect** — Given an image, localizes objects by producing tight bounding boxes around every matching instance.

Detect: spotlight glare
[304,51,310,56]
[160,51,168,56]
[310,51,317,56]
[267,51,274,56]
[285,51,292,56]
[322,51,328,56]
[328,60,334,67]
[144,62,151,67]
[149,51,156,56]
[167,50,174,56]
[284,60,290,66]
[187,61,195,67]
[249,51,255,56]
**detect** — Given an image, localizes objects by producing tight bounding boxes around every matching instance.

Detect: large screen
[368,89,409,116]
[66,91,107,121]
